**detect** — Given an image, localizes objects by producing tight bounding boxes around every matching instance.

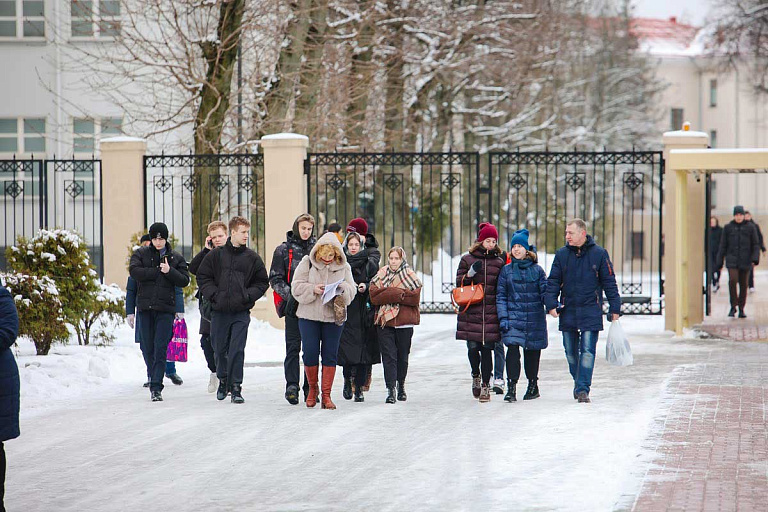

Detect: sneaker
[285,385,300,405]
[472,375,481,399]
[216,380,228,401]
[577,391,590,403]
[492,378,505,394]
[151,391,163,402]
[231,384,245,404]
[166,373,183,386]
[749,287,756,294]
[207,373,218,394]
[479,384,491,403]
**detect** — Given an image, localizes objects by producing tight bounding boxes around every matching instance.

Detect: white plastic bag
[605,319,633,366]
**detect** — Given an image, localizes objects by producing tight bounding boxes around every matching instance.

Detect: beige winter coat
[291,232,357,323]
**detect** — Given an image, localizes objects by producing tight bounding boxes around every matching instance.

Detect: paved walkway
[632,271,768,512]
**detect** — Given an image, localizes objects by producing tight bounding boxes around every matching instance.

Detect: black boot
[523,379,540,400]
[504,380,517,402]
[216,380,228,401]
[285,385,299,405]
[343,376,353,400]
[738,307,747,318]
[354,387,364,402]
[151,391,163,402]
[386,386,397,404]
[167,373,183,386]
[231,384,245,404]
[397,381,407,401]
[728,306,736,317]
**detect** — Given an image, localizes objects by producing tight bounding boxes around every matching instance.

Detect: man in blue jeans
[545,218,621,403]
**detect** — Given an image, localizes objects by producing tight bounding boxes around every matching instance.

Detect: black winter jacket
[338,249,380,366]
[269,230,316,301]
[365,233,382,267]
[189,247,212,334]
[709,225,723,270]
[717,220,760,270]
[129,244,190,313]
[0,285,20,442]
[455,247,506,344]
[746,220,766,253]
[197,239,269,314]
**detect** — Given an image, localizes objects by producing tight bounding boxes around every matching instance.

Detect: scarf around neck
[370,261,422,326]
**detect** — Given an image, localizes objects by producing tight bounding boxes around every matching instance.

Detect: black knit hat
[139,234,152,243]
[149,222,169,240]
[733,205,745,215]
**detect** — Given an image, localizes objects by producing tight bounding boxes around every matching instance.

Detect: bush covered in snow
[1,273,69,355]
[5,229,126,347]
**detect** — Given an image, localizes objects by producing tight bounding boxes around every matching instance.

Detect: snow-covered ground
[6,308,719,511]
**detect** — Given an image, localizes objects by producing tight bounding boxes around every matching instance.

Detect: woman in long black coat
[0,284,20,512]
[337,232,380,402]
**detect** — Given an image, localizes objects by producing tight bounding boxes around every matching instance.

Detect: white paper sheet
[321,279,344,304]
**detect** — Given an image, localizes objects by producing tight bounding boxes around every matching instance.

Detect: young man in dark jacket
[188,220,228,393]
[0,284,19,512]
[269,213,316,405]
[545,219,621,403]
[197,216,269,404]
[129,222,190,402]
[744,211,766,292]
[717,206,760,318]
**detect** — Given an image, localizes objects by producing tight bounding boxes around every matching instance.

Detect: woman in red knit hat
[455,222,506,402]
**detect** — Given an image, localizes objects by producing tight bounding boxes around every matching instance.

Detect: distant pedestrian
[545,219,621,403]
[744,211,766,293]
[369,247,422,404]
[709,216,723,292]
[189,220,229,393]
[129,223,190,402]
[717,206,760,318]
[0,284,19,512]
[455,223,506,403]
[496,230,548,402]
[196,216,269,404]
[327,222,344,244]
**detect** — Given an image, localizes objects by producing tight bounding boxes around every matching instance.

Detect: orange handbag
[451,276,484,313]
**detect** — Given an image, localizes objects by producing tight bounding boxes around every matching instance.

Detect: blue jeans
[562,330,599,395]
[298,319,344,367]
[493,342,505,380]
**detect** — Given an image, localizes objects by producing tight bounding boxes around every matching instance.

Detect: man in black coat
[717,206,760,318]
[0,284,19,512]
[269,213,316,405]
[709,216,723,292]
[197,216,269,404]
[744,211,766,292]
[129,222,190,401]
[188,220,228,393]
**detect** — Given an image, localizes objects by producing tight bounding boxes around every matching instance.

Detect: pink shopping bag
[167,318,188,363]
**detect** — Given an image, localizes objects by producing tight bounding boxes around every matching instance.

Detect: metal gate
[0,158,104,278]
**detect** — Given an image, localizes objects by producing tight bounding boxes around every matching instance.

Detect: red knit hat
[477,222,498,242]
[347,217,368,236]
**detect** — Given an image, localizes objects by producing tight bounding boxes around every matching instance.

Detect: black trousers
[1,441,5,512]
[505,346,541,382]
[728,268,750,308]
[379,327,413,387]
[200,334,216,373]
[137,310,174,392]
[748,266,755,288]
[284,315,308,394]
[211,310,250,386]
[343,364,368,389]
[467,341,494,384]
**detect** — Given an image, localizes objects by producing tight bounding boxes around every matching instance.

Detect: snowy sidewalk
[4,312,759,511]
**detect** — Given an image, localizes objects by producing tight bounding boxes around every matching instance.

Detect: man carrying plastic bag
[605,319,633,366]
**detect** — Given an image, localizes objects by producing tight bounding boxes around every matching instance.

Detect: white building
[635,16,768,220]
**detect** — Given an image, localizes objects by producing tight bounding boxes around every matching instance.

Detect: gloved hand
[175,313,184,320]
[467,261,482,277]
[500,319,509,332]
[127,314,135,329]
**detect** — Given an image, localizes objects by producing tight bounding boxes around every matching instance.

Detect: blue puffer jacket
[496,257,548,349]
[0,285,20,442]
[544,236,621,332]
[126,276,184,343]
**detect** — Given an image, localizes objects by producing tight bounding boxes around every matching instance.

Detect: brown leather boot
[321,365,337,410]
[305,365,319,408]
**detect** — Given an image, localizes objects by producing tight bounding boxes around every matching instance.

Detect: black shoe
[216,380,228,401]
[728,307,736,317]
[143,381,150,388]
[167,373,183,386]
[573,390,578,400]
[343,377,353,400]
[397,381,407,401]
[504,380,517,402]
[151,391,163,402]
[523,380,540,400]
[738,308,747,319]
[285,385,299,405]
[354,388,364,402]
[231,384,245,404]
[386,386,397,404]
[577,391,591,403]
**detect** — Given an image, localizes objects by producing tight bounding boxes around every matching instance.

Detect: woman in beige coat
[291,232,357,409]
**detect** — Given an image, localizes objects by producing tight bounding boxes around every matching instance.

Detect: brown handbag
[451,276,484,313]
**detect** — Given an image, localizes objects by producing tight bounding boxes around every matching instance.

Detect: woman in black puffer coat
[0,284,20,512]
[455,223,506,403]
[337,232,380,402]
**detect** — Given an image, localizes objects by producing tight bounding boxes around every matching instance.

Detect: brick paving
[632,271,768,511]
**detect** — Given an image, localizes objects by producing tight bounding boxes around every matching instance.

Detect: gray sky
[632,0,714,26]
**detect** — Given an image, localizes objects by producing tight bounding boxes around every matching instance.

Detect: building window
[0,0,45,38]
[631,232,644,260]
[71,0,120,38]
[710,179,718,209]
[23,118,45,153]
[0,119,17,153]
[709,79,717,107]
[709,129,717,149]
[73,117,122,154]
[670,108,684,131]
[0,117,46,154]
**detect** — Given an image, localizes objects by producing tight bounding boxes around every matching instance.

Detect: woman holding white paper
[291,232,357,409]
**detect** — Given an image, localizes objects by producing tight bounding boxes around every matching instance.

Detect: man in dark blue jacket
[545,219,621,403]
[0,284,20,512]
